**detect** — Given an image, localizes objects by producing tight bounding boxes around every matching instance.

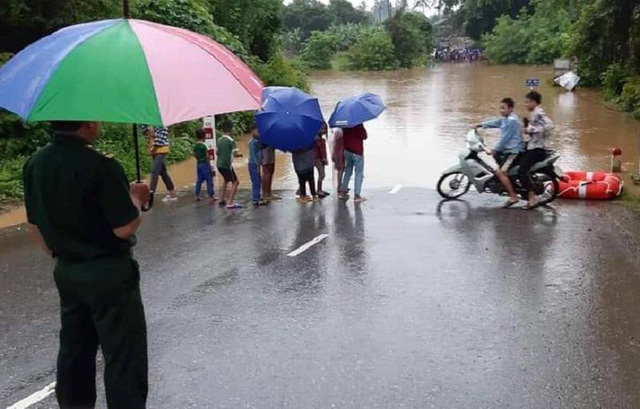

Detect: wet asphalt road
[1,188,639,408]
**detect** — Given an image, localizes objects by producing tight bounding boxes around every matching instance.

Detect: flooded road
[2,63,639,228]
[309,64,640,189]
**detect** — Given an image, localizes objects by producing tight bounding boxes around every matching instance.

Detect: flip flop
[502,200,518,209]
[522,202,539,210]
[226,203,243,209]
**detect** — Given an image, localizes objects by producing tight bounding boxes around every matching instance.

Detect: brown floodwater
[2,63,640,228]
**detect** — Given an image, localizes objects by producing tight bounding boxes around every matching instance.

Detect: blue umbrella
[256,87,324,152]
[328,93,386,128]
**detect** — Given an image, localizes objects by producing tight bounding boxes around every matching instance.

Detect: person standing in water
[261,143,280,201]
[143,125,178,203]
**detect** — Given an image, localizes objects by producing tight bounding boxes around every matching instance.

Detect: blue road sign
[526,78,540,87]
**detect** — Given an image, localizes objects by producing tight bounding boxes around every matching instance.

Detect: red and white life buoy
[558,171,623,200]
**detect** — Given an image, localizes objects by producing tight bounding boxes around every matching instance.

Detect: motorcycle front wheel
[437,172,471,199]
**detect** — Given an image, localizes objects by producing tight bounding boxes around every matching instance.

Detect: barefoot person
[261,143,279,201]
[143,125,178,203]
[23,121,149,409]
[315,123,330,198]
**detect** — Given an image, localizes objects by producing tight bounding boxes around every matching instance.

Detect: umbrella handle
[133,124,153,211]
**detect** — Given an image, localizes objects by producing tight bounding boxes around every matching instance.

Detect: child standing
[314,123,330,198]
[193,129,216,202]
[217,121,243,209]
[249,124,268,206]
[292,145,318,203]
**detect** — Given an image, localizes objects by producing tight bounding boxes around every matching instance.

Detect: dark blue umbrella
[328,93,386,128]
[256,87,324,152]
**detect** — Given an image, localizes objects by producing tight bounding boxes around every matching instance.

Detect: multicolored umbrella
[0,19,263,126]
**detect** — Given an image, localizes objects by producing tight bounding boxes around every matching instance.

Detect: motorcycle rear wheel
[531,170,559,206]
[437,172,471,199]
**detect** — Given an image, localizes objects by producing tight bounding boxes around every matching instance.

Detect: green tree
[343,31,398,70]
[208,0,283,61]
[136,0,247,57]
[385,10,433,68]
[284,0,335,38]
[301,32,338,69]
[328,0,370,25]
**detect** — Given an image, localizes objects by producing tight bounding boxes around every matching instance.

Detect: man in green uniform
[23,121,150,409]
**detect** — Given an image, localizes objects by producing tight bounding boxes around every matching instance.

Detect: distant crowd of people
[143,121,370,210]
[435,47,483,63]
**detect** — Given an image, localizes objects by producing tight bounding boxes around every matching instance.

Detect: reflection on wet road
[1,189,639,408]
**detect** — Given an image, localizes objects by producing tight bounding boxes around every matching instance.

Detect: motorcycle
[437,129,563,205]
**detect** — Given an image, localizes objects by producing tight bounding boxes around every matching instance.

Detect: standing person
[144,125,178,203]
[261,143,280,201]
[217,120,243,209]
[331,127,345,195]
[315,123,330,198]
[23,121,149,409]
[520,91,554,210]
[293,145,318,203]
[340,124,368,202]
[193,128,217,203]
[249,124,268,206]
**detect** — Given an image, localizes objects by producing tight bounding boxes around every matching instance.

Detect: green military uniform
[23,133,148,408]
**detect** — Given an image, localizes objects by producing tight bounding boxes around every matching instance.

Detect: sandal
[226,202,243,209]
[502,199,518,209]
[522,202,539,210]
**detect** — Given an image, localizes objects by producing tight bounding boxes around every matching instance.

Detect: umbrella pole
[133,124,142,182]
[123,0,130,19]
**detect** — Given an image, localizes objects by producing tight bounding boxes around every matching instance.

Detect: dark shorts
[494,153,518,172]
[218,167,237,183]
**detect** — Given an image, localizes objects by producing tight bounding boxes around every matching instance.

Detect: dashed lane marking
[287,234,329,257]
[7,381,56,409]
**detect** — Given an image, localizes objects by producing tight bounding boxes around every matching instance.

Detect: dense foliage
[285,1,433,71]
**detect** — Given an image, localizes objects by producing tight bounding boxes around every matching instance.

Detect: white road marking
[287,234,329,257]
[8,382,56,409]
[389,184,403,194]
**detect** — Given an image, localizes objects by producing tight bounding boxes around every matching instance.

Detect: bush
[301,31,337,69]
[0,156,26,201]
[602,63,631,100]
[618,77,640,118]
[342,31,398,71]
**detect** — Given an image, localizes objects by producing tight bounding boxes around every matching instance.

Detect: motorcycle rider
[521,91,554,210]
[474,97,524,208]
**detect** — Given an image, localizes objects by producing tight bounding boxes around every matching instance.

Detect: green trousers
[54,256,148,409]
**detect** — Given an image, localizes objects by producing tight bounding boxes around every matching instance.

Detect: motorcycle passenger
[521,91,554,210]
[474,97,524,208]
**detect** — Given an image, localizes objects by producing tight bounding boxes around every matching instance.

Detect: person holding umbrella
[329,93,386,203]
[23,120,150,408]
[256,87,326,202]
[340,124,368,202]
[0,10,264,407]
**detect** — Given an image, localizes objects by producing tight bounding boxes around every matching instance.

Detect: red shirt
[343,124,367,156]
